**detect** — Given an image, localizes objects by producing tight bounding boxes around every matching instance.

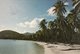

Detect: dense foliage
[27,0,80,44]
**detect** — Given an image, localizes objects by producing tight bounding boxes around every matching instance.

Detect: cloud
[0,18,44,33]
[0,25,27,33]
[47,7,56,16]
[64,2,69,5]
[0,25,18,32]
[17,18,44,28]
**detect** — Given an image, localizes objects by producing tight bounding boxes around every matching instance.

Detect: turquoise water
[0,40,44,54]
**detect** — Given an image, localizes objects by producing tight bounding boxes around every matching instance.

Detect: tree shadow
[61,48,80,51]
[47,46,56,48]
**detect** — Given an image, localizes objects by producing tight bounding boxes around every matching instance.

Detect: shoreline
[36,42,80,54]
[36,42,53,54]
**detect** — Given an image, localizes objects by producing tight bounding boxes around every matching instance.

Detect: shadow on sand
[61,48,80,51]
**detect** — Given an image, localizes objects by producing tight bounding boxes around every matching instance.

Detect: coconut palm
[71,0,80,30]
[52,0,68,43]
[48,21,54,29]
[53,0,67,17]
[66,0,80,33]
[39,19,47,31]
[72,0,80,14]
[52,0,67,30]
[72,0,79,5]
[39,19,48,41]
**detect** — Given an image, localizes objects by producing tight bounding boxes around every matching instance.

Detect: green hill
[0,30,26,40]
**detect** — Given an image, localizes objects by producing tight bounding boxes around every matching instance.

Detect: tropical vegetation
[27,0,80,44]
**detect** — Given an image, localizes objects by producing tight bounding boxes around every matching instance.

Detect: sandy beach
[36,42,80,54]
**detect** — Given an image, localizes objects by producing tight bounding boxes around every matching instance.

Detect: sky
[0,0,72,33]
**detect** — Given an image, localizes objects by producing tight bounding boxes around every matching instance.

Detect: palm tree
[67,0,80,43]
[48,21,57,42]
[72,0,80,14]
[71,0,80,30]
[36,30,43,41]
[39,19,47,31]
[48,21,54,29]
[39,19,48,42]
[64,0,80,43]
[53,0,67,17]
[72,0,79,5]
[52,0,67,31]
[66,13,76,43]
[52,0,68,43]
[66,0,80,33]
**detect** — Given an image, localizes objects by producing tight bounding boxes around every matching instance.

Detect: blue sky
[0,0,72,33]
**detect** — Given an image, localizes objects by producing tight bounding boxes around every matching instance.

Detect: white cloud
[0,25,18,32]
[47,7,56,16]
[0,18,44,33]
[17,18,44,28]
[0,25,27,33]
[64,2,69,5]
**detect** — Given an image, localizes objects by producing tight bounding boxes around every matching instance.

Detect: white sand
[36,42,80,54]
